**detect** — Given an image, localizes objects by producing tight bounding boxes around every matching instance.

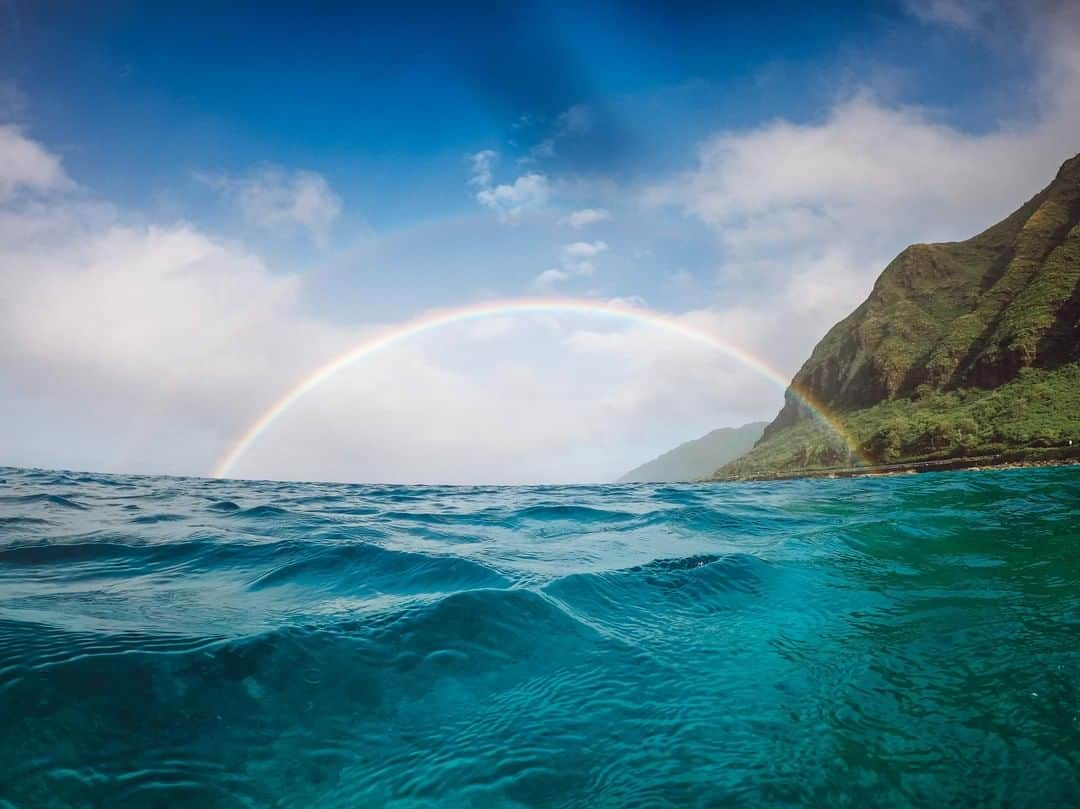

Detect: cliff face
[764,153,1080,442]
[714,154,1080,479]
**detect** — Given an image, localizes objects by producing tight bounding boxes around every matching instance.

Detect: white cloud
[532,268,570,287]
[903,0,1004,32]
[0,125,73,201]
[558,103,592,135]
[563,240,608,259]
[0,212,330,439]
[561,306,783,437]
[531,241,610,286]
[528,138,556,161]
[518,104,595,163]
[606,295,648,309]
[12,2,1080,485]
[650,93,1079,249]
[466,149,498,187]
[199,165,342,247]
[468,149,550,222]
[560,208,611,228]
[474,171,549,222]
[647,1,1080,352]
[3,129,780,484]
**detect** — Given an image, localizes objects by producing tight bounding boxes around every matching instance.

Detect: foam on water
[1,465,1079,807]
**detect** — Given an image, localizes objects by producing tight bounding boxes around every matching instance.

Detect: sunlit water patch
[1,466,1079,807]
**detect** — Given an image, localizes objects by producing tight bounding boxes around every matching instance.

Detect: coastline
[710,445,1080,482]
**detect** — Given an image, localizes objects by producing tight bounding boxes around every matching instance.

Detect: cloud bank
[2,130,772,483]
[467,150,550,222]
[646,0,1080,373]
[199,165,342,247]
[4,1,1079,484]
[0,125,73,201]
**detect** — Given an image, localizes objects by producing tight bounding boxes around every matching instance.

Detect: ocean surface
[1,465,1079,808]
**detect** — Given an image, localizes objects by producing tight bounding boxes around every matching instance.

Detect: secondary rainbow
[212,296,864,478]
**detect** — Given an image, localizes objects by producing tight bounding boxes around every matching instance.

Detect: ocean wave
[0,515,53,528]
[130,512,189,524]
[208,499,241,512]
[247,542,509,595]
[1,464,1079,806]
[0,493,87,510]
[508,504,641,524]
[543,552,778,644]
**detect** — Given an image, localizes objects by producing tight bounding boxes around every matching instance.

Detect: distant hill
[717,153,1080,479]
[619,422,766,482]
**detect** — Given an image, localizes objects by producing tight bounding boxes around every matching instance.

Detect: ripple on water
[0,464,1079,807]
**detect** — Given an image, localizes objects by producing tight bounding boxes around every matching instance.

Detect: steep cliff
[719,153,1080,477]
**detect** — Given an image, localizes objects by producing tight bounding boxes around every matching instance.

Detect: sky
[1,0,1079,484]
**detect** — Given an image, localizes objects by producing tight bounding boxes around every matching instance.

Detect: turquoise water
[1,465,1079,807]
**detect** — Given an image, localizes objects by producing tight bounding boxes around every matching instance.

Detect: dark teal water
[1,465,1079,807]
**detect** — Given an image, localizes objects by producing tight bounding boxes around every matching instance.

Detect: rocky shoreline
[711,445,1080,482]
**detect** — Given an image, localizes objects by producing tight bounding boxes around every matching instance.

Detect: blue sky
[3,1,1029,216]
[1,0,1078,482]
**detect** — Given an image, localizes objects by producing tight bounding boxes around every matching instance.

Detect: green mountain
[717,153,1080,479]
[619,422,767,483]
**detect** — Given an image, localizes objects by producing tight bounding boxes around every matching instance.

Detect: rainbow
[211,296,863,478]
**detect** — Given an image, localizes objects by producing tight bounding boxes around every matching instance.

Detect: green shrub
[717,361,1080,477]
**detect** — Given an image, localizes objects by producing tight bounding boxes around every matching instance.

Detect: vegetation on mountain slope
[716,363,1080,478]
[715,154,1080,479]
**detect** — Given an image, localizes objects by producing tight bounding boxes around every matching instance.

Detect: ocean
[1,465,1078,807]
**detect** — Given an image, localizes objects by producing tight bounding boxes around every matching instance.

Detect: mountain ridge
[718,152,1080,478]
[618,422,766,483]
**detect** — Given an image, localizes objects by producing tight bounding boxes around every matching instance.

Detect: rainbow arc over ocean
[212,297,865,479]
